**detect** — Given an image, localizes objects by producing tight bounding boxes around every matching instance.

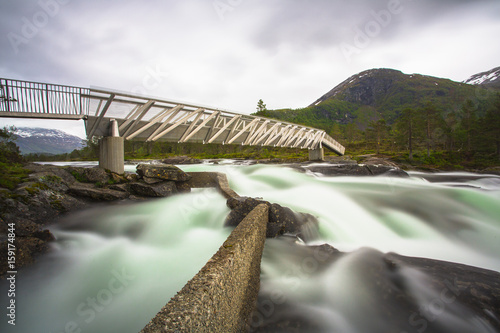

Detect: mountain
[255,68,498,131]
[463,66,500,89]
[13,127,85,155]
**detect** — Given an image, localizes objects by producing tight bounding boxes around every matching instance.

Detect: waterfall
[2,163,499,332]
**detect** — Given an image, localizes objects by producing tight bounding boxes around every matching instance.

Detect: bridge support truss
[0,78,346,171]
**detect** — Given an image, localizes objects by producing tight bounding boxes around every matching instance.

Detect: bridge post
[308,147,324,161]
[99,119,124,174]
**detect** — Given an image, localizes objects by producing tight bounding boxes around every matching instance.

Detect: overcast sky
[1,0,499,138]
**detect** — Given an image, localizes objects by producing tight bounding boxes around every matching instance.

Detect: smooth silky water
[2,162,500,332]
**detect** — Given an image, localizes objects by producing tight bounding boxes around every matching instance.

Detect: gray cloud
[0,0,499,137]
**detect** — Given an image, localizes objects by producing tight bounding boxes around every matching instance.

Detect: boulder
[175,181,191,193]
[364,164,409,177]
[0,217,39,237]
[66,166,111,183]
[160,156,203,165]
[186,172,239,199]
[302,163,409,177]
[31,229,56,242]
[225,197,319,240]
[108,184,129,192]
[129,181,178,197]
[305,164,372,176]
[253,246,500,333]
[68,184,129,201]
[24,163,77,184]
[0,237,51,277]
[28,170,76,186]
[136,164,191,182]
[142,176,164,184]
[124,173,139,182]
[110,172,128,184]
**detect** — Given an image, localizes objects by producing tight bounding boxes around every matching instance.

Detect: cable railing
[0,78,89,117]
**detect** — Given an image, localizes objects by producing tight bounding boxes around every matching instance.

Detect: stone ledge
[186,172,240,199]
[140,204,269,333]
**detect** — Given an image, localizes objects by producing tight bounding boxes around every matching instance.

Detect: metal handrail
[0,77,345,154]
[0,78,89,116]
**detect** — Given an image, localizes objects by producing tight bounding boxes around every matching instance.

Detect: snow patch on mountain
[463,67,500,86]
[13,127,86,154]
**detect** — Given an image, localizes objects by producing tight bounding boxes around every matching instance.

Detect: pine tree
[366,119,389,154]
[482,93,500,160]
[459,99,478,154]
[256,99,267,113]
[421,101,441,158]
[396,108,420,161]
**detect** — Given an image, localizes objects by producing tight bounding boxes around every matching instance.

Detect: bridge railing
[84,87,345,154]
[0,78,345,155]
[0,78,89,118]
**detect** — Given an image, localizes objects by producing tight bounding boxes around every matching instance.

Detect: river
[1,161,500,332]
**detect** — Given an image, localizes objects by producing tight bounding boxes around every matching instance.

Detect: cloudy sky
[1,0,499,138]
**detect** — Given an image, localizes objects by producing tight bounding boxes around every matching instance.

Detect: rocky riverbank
[0,160,327,278]
[252,240,500,332]
[0,163,226,277]
[0,155,433,278]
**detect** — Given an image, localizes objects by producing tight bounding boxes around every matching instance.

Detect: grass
[0,162,30,190]
[69,170,88,182]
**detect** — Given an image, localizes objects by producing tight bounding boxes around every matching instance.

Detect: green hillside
[255,68,500,167]
[256,69,496,132]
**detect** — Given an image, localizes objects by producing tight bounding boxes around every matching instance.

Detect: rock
[305,164,372,176]
[110,172,127,184]
[0,217,39,237]
[108,184,129,192]
[4,181,87,222]
[300,163,409,177]
[32,229,56,242]
[13,181,41,196]
[68,184,129,201]
[160,156,203,165]
[66,166,111,184]
[0,237,51,277]
[142,176,164,184]
[481,166,500,176]
[129,181,178,197]
[324,155,358,164]
[136,164,191,182]
[175,181,191,193]
[225,197,319,240]
[28,170,76,186]
[24,163,76,184]
[364,164,409,177]
[361,156,400,168]
[253,246,500,333]
[186,172,239,199]
[84,167,111,183]
[124,173,139,182]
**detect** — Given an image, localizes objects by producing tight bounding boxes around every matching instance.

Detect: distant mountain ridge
[463,66,500,89]
[255,67,499,131]
[14,127,85,155]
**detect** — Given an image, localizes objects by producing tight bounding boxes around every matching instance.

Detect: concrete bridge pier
[99,119,124,174]
[308,147,324,161]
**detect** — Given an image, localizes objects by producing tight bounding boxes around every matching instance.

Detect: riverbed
[1,161,499,332]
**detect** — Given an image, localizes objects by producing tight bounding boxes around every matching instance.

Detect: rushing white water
[2,162,500,332]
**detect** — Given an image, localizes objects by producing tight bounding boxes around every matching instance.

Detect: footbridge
[0,78,345,173]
